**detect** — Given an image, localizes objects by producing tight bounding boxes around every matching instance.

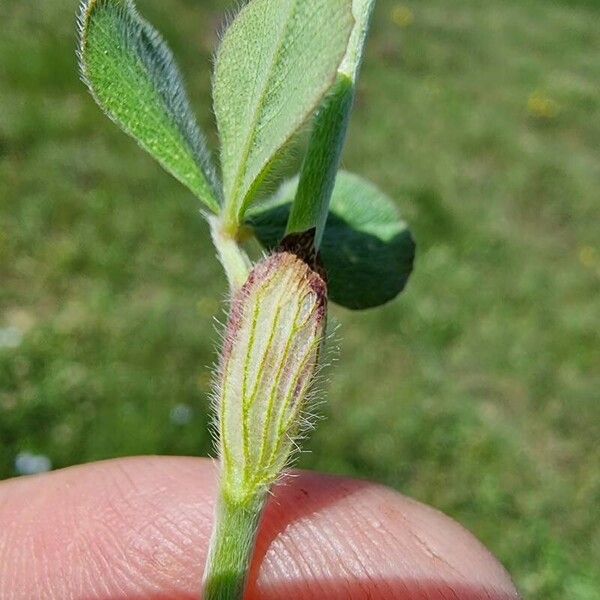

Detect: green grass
[1,0,599,598]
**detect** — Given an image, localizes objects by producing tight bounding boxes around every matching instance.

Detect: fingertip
[0,457,520,599]
[248,471,520,599]
[0,456,218,599]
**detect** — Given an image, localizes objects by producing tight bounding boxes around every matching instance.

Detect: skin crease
[0,456,521,600]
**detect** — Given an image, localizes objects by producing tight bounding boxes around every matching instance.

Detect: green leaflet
[78,0,221,212]
[213,0,354,226]
[249,171,416,310]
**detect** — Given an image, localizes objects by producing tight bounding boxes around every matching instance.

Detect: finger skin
[0,457,520,599]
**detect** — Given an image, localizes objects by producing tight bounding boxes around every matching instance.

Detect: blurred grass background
[1,0,599,598]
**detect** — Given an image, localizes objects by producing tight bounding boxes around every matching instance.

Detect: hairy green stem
[285,74,353,248]
[285,0,377,251]
[209,216,251,291]
[203,491,266,600]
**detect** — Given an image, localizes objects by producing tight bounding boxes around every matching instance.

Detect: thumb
[0,456,519,599]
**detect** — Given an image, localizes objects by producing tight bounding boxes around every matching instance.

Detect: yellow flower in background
[578,246,597,269]
[528,91,559,119]
[391,5,414,27]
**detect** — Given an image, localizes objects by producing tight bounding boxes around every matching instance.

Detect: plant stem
[209,216,252,291]
[203,491,266,600]
[285,0,377,251]
[285,74,353,249]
